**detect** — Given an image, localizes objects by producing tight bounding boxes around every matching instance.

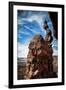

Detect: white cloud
[17,42,29,58]
[24,25,40,34]
[19,30,31,36]
[28,15,43,24]
[17,19,23,25]
[53,48,58,56]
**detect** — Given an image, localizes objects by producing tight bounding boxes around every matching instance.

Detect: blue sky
[17,10,58,58]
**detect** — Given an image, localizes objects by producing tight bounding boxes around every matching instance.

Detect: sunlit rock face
[24,35,57,79]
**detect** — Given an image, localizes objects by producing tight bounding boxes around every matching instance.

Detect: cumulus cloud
[53,49,58,56]
[17,42,29,58]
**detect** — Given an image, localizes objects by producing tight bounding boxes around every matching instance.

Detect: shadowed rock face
[24,35,57,79]
[49,12,58,39]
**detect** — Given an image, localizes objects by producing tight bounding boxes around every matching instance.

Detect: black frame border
[9,1,64,88]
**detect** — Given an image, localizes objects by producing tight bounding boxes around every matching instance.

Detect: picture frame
[9,1,64,88]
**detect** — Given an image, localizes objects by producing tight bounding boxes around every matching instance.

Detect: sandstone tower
[24,34,57,79]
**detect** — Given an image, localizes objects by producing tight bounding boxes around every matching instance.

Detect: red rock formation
[24,35,57,79]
